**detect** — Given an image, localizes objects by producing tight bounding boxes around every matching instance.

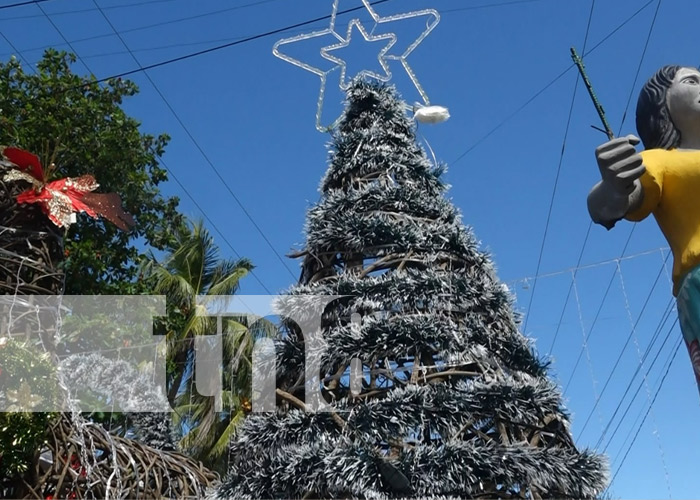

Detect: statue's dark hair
[635,65,682,150]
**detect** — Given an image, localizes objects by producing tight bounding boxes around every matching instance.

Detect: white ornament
[414,105,450,124]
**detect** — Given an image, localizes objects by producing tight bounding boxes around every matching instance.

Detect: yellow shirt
[626,149,700,295]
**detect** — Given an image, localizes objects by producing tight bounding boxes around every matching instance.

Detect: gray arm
[587,135,646,230]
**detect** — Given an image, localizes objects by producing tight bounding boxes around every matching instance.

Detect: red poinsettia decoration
[1,146,135,230]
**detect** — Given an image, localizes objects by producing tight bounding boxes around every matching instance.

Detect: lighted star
[320,19,396,91]
[272,1,346,131]
[358,0,440,105]
[272,0,441,131]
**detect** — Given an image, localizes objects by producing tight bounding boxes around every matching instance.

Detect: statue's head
[636,65,700,149]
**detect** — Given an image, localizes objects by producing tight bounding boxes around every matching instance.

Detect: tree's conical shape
[215,80,608,499]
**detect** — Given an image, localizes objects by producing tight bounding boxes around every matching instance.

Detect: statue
[588,65,700,394]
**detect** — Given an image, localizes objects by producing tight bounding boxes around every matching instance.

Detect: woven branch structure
[214,80,608,499]
[0,165,65,355]
[0,166,64,297]
[13,413,218,499]
[1,154,219,498]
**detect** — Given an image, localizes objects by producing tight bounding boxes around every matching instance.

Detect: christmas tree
[214,79,608,499]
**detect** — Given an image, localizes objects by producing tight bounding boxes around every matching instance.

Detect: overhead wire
[521,0,597,334]
[0,0,178,21]
[5,0,548,67]
[562,231,637,394]
[88,0,299,283]
[0,0,51,10]
[21,0,276,294]
[572,3,672,494]
[88,0,390,85]
[1,0,283,55]
[605,336,681,495]
[451,0,655,164]
[562,0,663,393]
[159,158,275,294]
[576,255,668,439]
[599,304,676,453]
[0,30,34,72]
[610,253,671,492]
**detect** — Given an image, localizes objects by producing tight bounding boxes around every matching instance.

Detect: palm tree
[143,219,274,471]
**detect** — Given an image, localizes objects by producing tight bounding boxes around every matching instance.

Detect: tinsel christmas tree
[214,80,608,499]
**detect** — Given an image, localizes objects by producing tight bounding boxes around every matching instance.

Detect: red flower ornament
[1,147,135,230]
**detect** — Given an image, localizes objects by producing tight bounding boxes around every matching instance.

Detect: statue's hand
[595,135,645,195]
[588,135,646,229]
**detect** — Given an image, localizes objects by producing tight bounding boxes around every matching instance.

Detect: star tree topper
[273,0,446,131]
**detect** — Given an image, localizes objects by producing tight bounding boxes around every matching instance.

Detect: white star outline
[321,19,396,92]
[273,1,440,132]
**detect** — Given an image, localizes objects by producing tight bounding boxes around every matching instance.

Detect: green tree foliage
[0,339,58,483]
[0,50,182,295]
[144,219,275,471]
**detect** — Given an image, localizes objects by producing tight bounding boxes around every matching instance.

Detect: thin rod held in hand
[570,46,614,140]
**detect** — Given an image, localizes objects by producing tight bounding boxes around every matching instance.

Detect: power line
[0,0,50,10]
[522,0,597,334]
[441,0,548,14]
[3,0,548,64]
[0,29,35,73]
[576,256,669,439]
[17,2,277,294]
[599,304,675,453]
[605,337,681,495]
[576,3,670,492]
[561,0,662,393]
[2,0,281,54]
[616,0,663,135]
[609,327,678,464]
[562,233,646,395]
[88,0,391,85]
[88,0,298,282]
[451,0,655,164]
[159,158,274,294]
[34,1,87,72]
[0,0,177,21]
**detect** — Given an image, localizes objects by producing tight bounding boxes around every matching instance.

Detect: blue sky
[1,0,698,497]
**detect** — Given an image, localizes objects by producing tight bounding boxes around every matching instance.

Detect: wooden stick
[570,46,614,140]
[276,388,347,429]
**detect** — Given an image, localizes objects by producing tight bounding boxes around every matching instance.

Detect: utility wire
[0,30,34,72]
[600,305,675,453]
[24,1,276,294]
[0,0,50,10]
[562,231,638,394]
[522,0,597,333]
[563,0,662,392]
[451,0,655,164]
[616,0,663,135]
[159,158,274,294]
[90,0,390,85]
[88,0,298,282]
[576,256,668,439]
[4,0,282,54]
[4,0,544,64]
[442,0,548,14]
[605,337,681,495]
[0,0,177,21]
[576,3,670,493]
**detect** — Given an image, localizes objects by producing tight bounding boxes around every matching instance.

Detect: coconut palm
[144,219,274,471]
